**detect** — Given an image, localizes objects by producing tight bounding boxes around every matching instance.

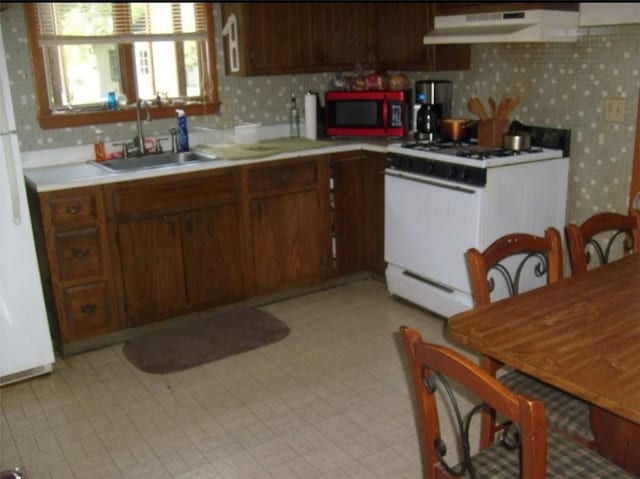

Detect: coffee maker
[414,80,452,142]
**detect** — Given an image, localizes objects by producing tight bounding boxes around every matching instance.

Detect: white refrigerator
[0,23,55,385]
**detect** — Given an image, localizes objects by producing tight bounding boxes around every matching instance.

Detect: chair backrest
[465,227,563,307]
[565,210,640,274]
[399,326,548,479]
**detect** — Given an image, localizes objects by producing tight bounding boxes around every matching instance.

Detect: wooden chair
[565,210,640,275]
[399,326,633,479]
[465,227,594,449]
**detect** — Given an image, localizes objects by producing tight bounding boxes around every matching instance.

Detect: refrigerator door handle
[1,134,22,225]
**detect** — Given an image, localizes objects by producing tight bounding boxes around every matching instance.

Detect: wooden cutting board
[193,137,335,160]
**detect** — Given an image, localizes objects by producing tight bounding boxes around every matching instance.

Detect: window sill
[37,101,221,130]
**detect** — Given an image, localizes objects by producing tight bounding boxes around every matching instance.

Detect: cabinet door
[332,154,366,275]
[223,2,375,75]
[311,3,375,68]
[375,3,470,71]
[331,152,386,277]
[117,215,187,326]
[245,3,318,74]
[361,152,386,276]
[374,3,431,70]
[182,206,245,307]
[251,190,322,294]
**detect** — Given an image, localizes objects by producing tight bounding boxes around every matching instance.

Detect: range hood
[424,9,579,44]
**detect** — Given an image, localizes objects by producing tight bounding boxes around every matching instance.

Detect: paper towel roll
[304,92,317,140]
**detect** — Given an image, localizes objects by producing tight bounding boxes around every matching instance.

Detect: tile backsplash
[2,4,638,225]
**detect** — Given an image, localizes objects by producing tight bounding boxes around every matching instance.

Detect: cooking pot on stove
[502,130,531,151]
[440,118,472,142]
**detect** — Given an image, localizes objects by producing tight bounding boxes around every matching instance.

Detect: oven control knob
[447,165,457,179]
[456,166,468,181]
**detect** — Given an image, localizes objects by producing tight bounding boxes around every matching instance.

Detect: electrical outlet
[604,98,625,122]
[220,96,233,116]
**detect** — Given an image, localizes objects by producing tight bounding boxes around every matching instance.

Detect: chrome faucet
[135,99,151,157]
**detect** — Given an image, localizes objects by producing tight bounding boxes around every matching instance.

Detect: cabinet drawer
[62,282,113,341]
[48,191,98,227]
[55,227,103,281]
[112,172,237,220]
[248,160,317,195]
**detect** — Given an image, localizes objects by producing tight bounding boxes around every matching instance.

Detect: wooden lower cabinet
[331,151,386,277]
[105,168,246,327]
[362,152,386,276]
[28,185,119,346]
[116,214,187,325]
[30,150,385,352]
[245,156,331,295]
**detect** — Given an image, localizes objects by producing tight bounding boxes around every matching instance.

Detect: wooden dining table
[447,253,640,475]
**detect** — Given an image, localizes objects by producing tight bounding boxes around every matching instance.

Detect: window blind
[35,2,207,46]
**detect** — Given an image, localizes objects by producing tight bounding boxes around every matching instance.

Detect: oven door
[384,169,485,296]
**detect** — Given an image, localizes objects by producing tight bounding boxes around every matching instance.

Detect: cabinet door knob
[279,171,291,184]
[71,247,90,258]
[80,303,97,314]
[65,204,82,215]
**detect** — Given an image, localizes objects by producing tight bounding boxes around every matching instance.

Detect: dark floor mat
[122,308,290,374]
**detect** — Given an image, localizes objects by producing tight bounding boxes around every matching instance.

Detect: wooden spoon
[469,97,488,120]
[507,96,520,117]
[488,97,497,118]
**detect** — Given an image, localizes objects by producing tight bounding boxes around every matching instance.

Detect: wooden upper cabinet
[433,3,580,15]
[631,90,640,210]
[375,3,469,72]
[222,3,373,75]
[221,2,470,76]
[310,3,375,69]
[243,3,318,74]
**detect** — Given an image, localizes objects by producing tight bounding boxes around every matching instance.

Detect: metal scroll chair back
[464,227,595,450]
[566,210,640,275]
[465,227,563,307]
[399,327,634,479]
[399,326,547,479]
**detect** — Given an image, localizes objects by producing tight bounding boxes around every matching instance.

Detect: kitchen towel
[305,92,317,140]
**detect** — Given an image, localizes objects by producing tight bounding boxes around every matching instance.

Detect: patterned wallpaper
[1,4,638,226]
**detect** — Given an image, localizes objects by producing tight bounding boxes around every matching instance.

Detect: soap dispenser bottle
[289,93,300,138]
[94,130,106,162]
[176,109,189,152]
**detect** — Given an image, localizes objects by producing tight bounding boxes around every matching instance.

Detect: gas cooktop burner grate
[455,147,544,160]
[401,140,474,151]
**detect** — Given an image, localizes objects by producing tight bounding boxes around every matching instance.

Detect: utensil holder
[478,119,510,148]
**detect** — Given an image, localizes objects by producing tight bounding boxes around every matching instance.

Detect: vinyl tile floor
[0,279,481,479]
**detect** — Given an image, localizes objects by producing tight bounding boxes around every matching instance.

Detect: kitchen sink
[91,151,221,173]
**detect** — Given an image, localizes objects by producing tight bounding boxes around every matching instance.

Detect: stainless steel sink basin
[91,151,221,173]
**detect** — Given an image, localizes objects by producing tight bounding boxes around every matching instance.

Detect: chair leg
[479,355,503,450]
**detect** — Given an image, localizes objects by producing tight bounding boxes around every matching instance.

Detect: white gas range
[384,129,571,318]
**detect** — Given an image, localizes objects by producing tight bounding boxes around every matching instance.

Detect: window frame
[24,2,220,130]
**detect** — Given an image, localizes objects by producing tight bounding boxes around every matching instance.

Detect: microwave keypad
[390,102,402,127]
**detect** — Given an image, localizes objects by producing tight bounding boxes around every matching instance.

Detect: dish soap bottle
[289,93,300,138]
[94,130,106,162]
[176,109,189,152]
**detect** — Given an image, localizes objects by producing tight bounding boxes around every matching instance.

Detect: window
[25,2,219,129]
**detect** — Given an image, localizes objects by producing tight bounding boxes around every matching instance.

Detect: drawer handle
[80,303,97,314]
[71,248,90,258]
[65,204,82,215]
[279,171,291,184]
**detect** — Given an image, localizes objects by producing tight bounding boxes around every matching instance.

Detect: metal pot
[440,118,471,142]
[503,131,531,151]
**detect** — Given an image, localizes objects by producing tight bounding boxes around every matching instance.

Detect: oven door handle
[384,169,478,194]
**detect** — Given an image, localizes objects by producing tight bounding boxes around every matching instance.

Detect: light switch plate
[604,98,625,122]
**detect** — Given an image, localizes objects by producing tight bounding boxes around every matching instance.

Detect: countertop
[24,137,392,192]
